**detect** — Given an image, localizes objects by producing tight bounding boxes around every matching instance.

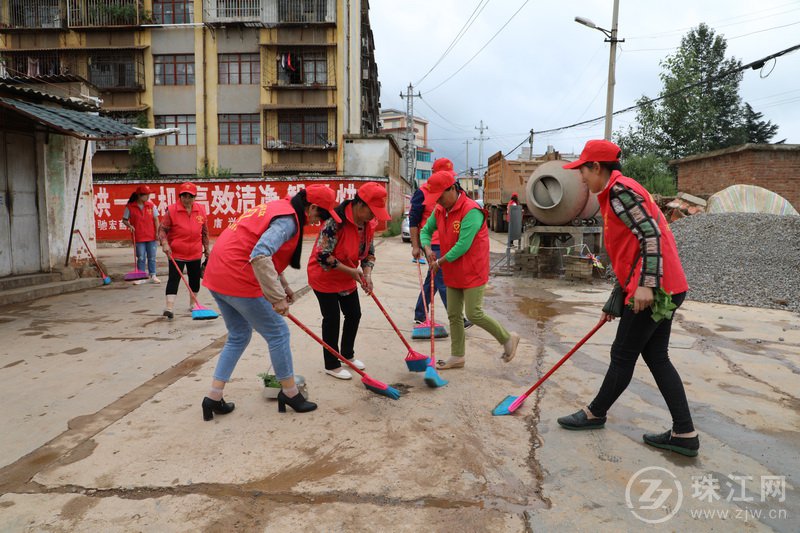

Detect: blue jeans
[210,290,294,382]
[415,245,448,322]
[135,240,157,276]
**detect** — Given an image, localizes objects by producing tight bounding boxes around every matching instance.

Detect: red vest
[599,171,688,303]
[308,203,377,293]
[420,201,440,246]
[436,191,490,289]
[203,198,299,298]
[164,202,206,261]
[127,200,157,242]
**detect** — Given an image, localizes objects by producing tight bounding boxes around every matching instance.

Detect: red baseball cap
[422,170,456,207]
[136,185,152,195]
[178,182,198,196]
[562,139,622,169]
[432,157,454,173]
[357,182,392,221]
[305,184,342,223]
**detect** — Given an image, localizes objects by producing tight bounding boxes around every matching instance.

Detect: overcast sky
[369,0,800,173]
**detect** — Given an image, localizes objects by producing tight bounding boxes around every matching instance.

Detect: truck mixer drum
[525,161,599,226]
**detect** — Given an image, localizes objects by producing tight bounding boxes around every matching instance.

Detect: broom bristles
[361,376,401,400]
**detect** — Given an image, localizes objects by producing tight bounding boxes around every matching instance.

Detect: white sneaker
[150,276,161,284]
[350,358,366,370]
[325,368,353,380]
[133,279,146,285]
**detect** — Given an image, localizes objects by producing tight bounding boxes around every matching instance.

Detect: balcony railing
[67,0,144,27]
[88,52,145,90]
[204,0,335,25]
[0,51,79,78]
[1,0,66,29]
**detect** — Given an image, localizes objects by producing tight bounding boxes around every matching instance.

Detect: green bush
[381,217,402,237]
[621,154,677,196]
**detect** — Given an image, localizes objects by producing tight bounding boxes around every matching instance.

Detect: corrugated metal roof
[0,80,97,111]
[0,97,140,140]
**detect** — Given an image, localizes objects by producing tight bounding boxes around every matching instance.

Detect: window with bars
[276,49,327,86]
[416,151,431,162]
[89,53,139,89]
[277,0,329,23]
[155,115,196,145]
[97,113,139,149]
[218,53,260,85]
[154,54,195,85]
[219,114,260,145]
[277,112,328,146]
[153,0,193,24]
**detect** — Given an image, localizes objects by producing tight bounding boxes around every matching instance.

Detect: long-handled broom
[287,313,401,400]
[363,286,429,372]
[167,254,219,320]
[124,228,149,281]
[493,318,605,416]
[411,261,448,339]
[73,229,111,285]
[424,270,448,388]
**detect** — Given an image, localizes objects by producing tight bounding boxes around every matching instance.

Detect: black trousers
[313,289,361,370]
[166,258,201,295]
[588,292,695,434]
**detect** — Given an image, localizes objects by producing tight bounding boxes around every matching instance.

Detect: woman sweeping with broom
[200,185,341,419]
[420,170,520,370]
[555,139,698,457]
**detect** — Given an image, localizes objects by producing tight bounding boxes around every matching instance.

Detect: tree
[621,154,676,197]
[616,24,777,161]
[127,114,160,180]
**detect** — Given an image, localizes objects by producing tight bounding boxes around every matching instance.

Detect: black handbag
[602,254,639,317]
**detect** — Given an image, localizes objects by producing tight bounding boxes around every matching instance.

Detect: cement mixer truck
[484,150,599,231]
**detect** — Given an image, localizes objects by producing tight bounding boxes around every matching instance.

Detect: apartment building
[0,0,381,180]
[380,107,433,186]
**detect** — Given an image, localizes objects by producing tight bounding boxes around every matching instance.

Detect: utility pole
[463,139,471,174]
[399,83,421,187]
[604,0,621,140]
[528,129,534,160]
[474,120,488,200]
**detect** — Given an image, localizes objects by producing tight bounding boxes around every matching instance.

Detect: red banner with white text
[93,179,387,241]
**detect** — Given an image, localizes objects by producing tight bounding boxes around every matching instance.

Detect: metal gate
[0,131,41,276]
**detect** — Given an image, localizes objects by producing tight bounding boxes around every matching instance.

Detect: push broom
[123,228,149,281]
[363,283,429,372]
[287,313,401,400]
[424,270,448,388]
[492,318,605,416]
[167,254,219,320]
[73,229,111,285]
[411,261,448,339]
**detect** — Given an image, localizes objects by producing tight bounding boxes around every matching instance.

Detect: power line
[414,0,492,87]
[502,42,800,155]
[623,20,800,52]
[425,0,531,94]
[418,96,472,130]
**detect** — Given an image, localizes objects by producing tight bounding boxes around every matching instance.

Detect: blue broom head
[432,325,449,338]
[102,276,112,285]
[362,376,401,400]
[405,356,430,372]
[424,366,448,388]
[492,395,517,416]
[411,324,448,339]
[192,308,219,320]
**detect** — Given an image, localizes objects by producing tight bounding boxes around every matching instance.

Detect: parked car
[401,212,411,242]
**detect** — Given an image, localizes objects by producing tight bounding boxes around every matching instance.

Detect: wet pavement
[0,235,797,532]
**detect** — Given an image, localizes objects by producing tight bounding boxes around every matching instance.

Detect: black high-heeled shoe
[277,391,317,413]
[202,396,235,421]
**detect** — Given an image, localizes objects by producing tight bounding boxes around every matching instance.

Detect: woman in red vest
[421,171,520,370]
[158,182,209,319]
[556,139,698,457]
[307,182,392,380]
[122,185,160,284]
[200,185,340,418]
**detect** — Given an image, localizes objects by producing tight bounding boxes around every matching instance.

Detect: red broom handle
[367,290,414,352]
[167,253,203,308]
[514,318,605,405]
[287,313,366,377]
[429,268,436,364]
[130,227,139,267]
[417,261,431,320]
[73,229,107,278]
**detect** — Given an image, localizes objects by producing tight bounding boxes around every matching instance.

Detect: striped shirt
[608,182,662,288]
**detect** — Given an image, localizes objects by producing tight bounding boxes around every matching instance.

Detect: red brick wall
[676,149,800,209]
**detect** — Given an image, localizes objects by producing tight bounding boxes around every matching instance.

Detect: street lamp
[575,0,624,140]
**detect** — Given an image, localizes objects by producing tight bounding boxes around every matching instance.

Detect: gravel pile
[671,213,800,314]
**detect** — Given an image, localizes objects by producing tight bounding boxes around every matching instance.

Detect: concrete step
[0,273,62,292]
[0,278,103,307]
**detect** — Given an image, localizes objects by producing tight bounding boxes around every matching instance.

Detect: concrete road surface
[0,235,797,532]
